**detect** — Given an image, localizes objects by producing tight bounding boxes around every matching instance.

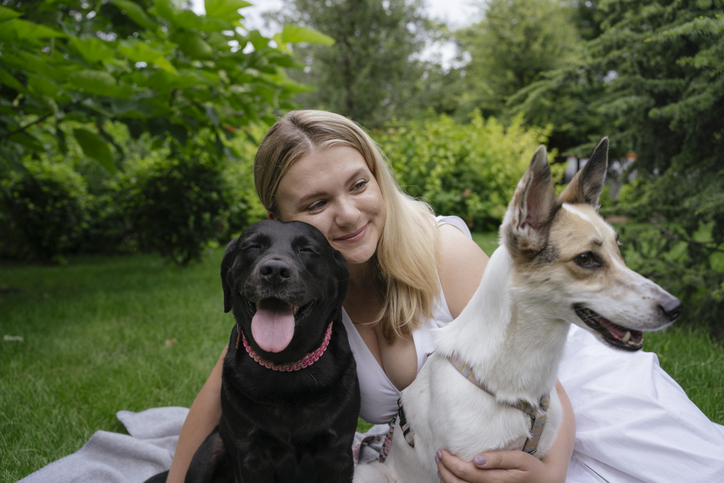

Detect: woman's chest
[348,311,418,392]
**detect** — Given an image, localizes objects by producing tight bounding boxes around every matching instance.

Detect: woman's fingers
[437,449,545,483]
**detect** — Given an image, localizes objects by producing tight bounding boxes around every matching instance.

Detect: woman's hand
[436,449,560,483]
[435,381,574,483]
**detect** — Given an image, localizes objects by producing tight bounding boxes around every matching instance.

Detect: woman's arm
[437,381,575,483]
[166,346,227,483]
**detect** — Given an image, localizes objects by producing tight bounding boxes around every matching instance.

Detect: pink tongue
[251,300,295,353]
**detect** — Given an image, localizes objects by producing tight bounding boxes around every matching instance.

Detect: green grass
[2,236,723,482]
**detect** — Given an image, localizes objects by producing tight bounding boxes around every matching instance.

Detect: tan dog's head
[500,138,681,351]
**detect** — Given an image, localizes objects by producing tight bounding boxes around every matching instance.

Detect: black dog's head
[221,220,349,363]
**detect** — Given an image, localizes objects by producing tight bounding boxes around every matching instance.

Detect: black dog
[147,220,360,483]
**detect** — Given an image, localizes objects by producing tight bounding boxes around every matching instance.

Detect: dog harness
[378,397,414,462]
[447,352,550,455]
[238,321,334,372]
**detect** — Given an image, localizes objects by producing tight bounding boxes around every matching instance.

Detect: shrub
[119,149,232,266]
[375,112,559,231]
[1,159,89,262]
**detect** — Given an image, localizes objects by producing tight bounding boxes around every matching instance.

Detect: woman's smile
[334,223,368,243]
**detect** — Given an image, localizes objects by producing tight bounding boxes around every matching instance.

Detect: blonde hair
[254,110,440,340]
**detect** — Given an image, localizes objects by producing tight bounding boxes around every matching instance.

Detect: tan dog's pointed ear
[560,137,609,209]
[501,145,558,256]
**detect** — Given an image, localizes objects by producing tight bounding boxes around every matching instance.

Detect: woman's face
[272,145,386,268]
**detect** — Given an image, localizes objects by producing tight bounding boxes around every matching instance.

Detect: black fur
[146,220,360,483]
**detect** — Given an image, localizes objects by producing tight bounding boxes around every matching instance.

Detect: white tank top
[341,215,471,424]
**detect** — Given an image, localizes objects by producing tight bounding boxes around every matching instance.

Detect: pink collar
[240,322,334,372]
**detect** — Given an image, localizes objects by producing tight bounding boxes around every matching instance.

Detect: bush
[609,168,724,339]
[1,159,89,262]
[224,125,272,238]
[119,149,232,266]
[375,112,559,231]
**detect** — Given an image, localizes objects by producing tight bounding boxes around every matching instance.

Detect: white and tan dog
[355,138,682,482]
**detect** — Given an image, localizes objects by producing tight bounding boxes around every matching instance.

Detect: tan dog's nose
[659,296,683,322]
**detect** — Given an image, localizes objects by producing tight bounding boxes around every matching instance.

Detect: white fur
[562,203,602,237]
[354,246,564,482]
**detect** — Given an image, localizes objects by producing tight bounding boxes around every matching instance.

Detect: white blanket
[18,326,724,483]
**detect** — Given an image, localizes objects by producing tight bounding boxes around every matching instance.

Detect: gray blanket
[18,407,188,483]
[17,407,389,483]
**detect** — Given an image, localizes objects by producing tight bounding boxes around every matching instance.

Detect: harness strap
[447,352,550,455]
[397,397,415,448]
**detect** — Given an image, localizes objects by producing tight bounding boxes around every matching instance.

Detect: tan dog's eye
[575,252,600,268]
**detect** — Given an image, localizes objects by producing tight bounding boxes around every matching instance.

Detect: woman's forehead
[288,145,371,178]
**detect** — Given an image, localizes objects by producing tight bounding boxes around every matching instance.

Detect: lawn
[2,235,723,482]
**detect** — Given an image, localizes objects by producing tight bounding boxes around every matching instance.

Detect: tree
[268,0,435,128]
[0,0,333,263]
[0,0,330,173]
[454,0,583,121]
[512,0,724,336]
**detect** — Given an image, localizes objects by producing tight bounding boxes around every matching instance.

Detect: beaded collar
[239,322,333,372]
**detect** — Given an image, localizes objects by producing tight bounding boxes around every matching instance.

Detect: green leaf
[248,30,270,50]
[56,121,68,155]
[68,70,116,91]
[149,0,174,23]
[204,0,251,20]
[27,74,61,99]
[69,37,116,64]
[171,32,214,59]
[281,25,335,46]
[5,19,66,41]
[73,128,115,173]
[118,39,178,74]
[111,0,155,30]
[0,68,25,92]
[0,6,22,23]
[173,10,203,30]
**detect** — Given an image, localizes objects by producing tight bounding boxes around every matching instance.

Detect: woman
[168,110,724,483]
[167,109,575,482]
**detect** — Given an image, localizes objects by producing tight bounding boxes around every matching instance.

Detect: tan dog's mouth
[574,305,643,351]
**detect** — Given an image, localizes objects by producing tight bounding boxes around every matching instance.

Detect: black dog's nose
[259,258,291,283]
[659,296,683,321]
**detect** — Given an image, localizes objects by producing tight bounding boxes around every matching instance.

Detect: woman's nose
[334,197,359,226]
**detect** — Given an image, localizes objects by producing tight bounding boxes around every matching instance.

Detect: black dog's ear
[332,249,350,306]
[221,237,239,313]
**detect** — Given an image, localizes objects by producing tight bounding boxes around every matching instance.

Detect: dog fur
[354,138,682,483]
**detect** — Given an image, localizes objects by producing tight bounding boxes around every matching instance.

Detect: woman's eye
[307,200,326,212]
[574,252,599,268]
[353,179,368,191]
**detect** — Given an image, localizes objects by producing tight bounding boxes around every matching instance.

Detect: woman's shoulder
[438,222,489,319]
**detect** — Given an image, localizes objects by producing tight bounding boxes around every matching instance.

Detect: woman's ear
[267,211,277,220]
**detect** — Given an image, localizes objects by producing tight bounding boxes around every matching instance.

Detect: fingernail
[435,450,441,464]
[474,455,487,466]
[437,470,442,480]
